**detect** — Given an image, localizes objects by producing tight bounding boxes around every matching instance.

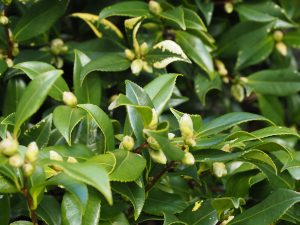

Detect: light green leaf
[14,69,62,135]
[82,188,101,225]
[284,30,300,49]
[36,195,61,225]
[229,189,300,225]
[62,193,83,225]
[0,174,18,193]
[78,104,115,151]
[183,7,207,31]
[258,95,284,125]
[160,7,186,30]
[53,106,86,145]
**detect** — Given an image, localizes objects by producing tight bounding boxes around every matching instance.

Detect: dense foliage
[0,0,300,224]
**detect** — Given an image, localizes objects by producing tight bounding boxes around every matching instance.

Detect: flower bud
[23,163,35,177]
[179,114,194,138]
[276,42,287,56]
[125,49,135,61]
[231,84,245,102]
[9,154,24,168]
[273,30,284,42]
[168,133,175,140]
[5,58,13,67]
[119,135,135,151]
[51,38,65,55]
[131,59,143,75]
[0,15,9,25]
[215,59,228,76]
[213,162,227,178]
[12,44,20,57]
[221,143,231,152]
[185,137,196,147]
[67,156,78,163]
[149,1,162,15]
[182,152,195,166]
[140,42,149,55]
[0,137,18,156]
[63,92,78,107]
[149,149,167,164]
[147,108,158,130]
[124,17,141,29]
[224,2,234,14]
[220,216,235,225]
[49,150,63,162]
[147,136,160,151]
[25,142,39,163]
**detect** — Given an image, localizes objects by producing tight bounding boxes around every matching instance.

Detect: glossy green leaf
[53,106,86,145]
[246,69,300,96]
[126,80,153,107]
[36,195,61,225]
[183,7,206,31]
[62,193,83,225]
[0,195,10,225]
[15,61,69,101]
[160,7,186,30]
[78,104,115,151]
[82,188,101,225]
[284,30,300,49]
[229,189,300,225]
[14,69,62,135]
[99,1,149,19]
[258,95,284,125]
[13,0,69,42]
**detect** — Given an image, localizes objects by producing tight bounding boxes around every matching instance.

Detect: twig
[3,5,14,58]
[22,177,38,225]
[134,141,148,154]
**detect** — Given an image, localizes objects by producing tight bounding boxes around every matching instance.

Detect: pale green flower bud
[51,38,65,55]
[131,59,143,75]
[23,163,35,177]
[149,149,167,164]
[179,114,194,138]
[9,154,24,168]
[124,16,141,29]
[231,84,245,102]
[140,42,149,55]
[276,42,287,56]
[67,156,78,163]
[224,2,234,14]
[185,137,196,147]
[0,137,19,156]
[5,58,13,67]
[25,142,39,163]
[213,162,227,178]
[0,15,9,25]
[221,143,231,152]
[147,136,160,151]
[49,150,63,162]
[149,1,162,15]
[147,108,158,130]
[125,49,135,61]
[273,30,284,42]
[63,92,78,107]
[215,59,228,76]
[119,135,135,151]
[181,152,195,166]
[168,133,175,140]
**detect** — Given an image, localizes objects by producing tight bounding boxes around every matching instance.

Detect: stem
[134,141,148,154]
[22,177,38,225]
[3,5,14,58]
[146,161,176,192]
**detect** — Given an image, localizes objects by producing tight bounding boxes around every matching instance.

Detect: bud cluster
[50,38,68,55]
[146,136,167,164]
[272,30,287,56]
[179,114,196,147]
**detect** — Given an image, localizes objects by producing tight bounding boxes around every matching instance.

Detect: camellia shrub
[1,0,300,224]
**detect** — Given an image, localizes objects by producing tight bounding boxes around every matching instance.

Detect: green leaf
[62,193,83,225]
[160,6,186,30]
[36,195,61,225]
[14,69,62,135]
[126,80,153,107]
[175,31,214,79]
[194,74,221,105]
[163,212,186,225]
[258,95,284,125]
[178,200,218,225]
[13,0,69,42]
[73,50,102,105]
[211,197,245,216]
[0,195,10,225]
[78,104,115,151]
[99,1,149,19]
[144,74,179,115]
[183,7,207,31]
[47,160,112,205]
[246,69,300,96]
[53,106,86,145]
[198,112,272,137]
[109,150,146,182]
[112,182,145,220]
[10,222,33,225]
[82,188,101,225]
[284,30,300,49]
[15,61,69,101]
[88,152,116,174]
[80,53,130,84]
[229,189,300,225]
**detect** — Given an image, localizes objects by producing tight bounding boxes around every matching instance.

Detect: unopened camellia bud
[23,163,34,177]
[215,59,228,76]
[49,150,63,162]
[185,137,196,147]
[224,2,234,14]
[0,136,19,156]
[149,1,162,15]
[231,84,245,102]
[276,42,287,56]
[125,49,135,61]
[182,152,195,166]
[25,142,39,163]
[67,156,78,163]
[51,38,65,55]
[9,154,24,168]
[119,135,135,151]
[147,136,160,151]
[179,114,194,138]
[140,42,149,56]
[124,16,141,29]
[273,30,284,42]
[12,43,19,57]
[149,149,167,164]
[147,108,158,130]
[213,162,227,178]
[5,58,13,67]
[0,15,9,25]
[131,59,143,75]
[63,91,78,107]
[168,133,175,140]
